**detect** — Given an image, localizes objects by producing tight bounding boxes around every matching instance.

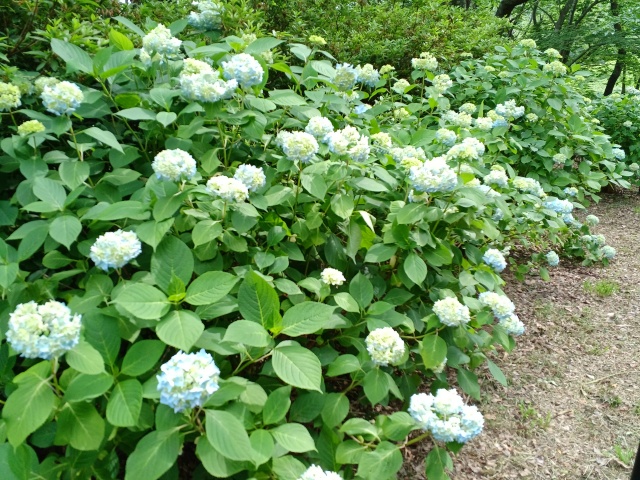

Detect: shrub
[0,13,624,480]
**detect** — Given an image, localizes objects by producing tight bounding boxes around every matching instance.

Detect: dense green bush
[0,8,626,480]
[257,0,511,78]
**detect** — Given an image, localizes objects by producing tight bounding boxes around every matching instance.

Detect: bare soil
[404,193,640,480]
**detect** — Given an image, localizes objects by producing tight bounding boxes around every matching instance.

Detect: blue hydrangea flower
[564,187,578,197]
[222,53,264,88]
[355,64,380,87]
[483,248,507,273]
[6,301,81,359]
[546,251,559,266]
[600,245,616,259]
[157,350,221,413]
[90,230,142,271]
[543,198,574,215]
[333,63,358,91]
[41,81,83,116]
[499,313,525,336]
[478,291,515,321]
[612,148,626,160]
[492,118,509,128]
[409,157,458,193]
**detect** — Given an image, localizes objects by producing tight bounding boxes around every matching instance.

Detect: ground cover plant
[0,4,632,479]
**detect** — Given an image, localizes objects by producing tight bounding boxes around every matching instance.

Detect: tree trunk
[603,0,625,95]
[495,0,529,18]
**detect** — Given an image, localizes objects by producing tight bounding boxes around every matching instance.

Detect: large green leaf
[262,386,292,425]
[224,320,271,348]
[424,446,453,480]
[270,423,316,453]
[272,345,322,392]
[3,362,57,446]
[56,402,105,451]
[82,201,150,221]
[185,271,238,306]
[402,253,427,285]
[66,340,105,374]
[120,340,165,376]
[32,177,66,211]
[51,38,93,74]
[81,127,124,153]
[48,216,81,249]
[420,335,448,370]
[196,439,248,478]
[238,271,281,331]
[281,302,336,337]
[107,379,143,427]
[349,273,374,309]
[113,283,170,320]
[156,310,204,351]
[457,368,480,400]
[64,372,113,403]
[151,236,194,291]
[205,410,254,462]
[125,429,181,480]
[357,441,403,480]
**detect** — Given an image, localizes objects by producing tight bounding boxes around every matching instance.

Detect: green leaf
[363,368,389,405]
[270,423,316,453]
[224,320,271,348]
[59,161,90,189]
[33,177,66,211]
[49,216,81,249]
[185,271,238,306]
[357,441,403,480]
[192,220,223,246]
[547,97,563,111]
[402,253,427,285]
[135,218,174,250]
[64,372,113,403]
[107,379,143,427]
[125,429,181,480]
[250,429,274,466]
[269,89,307,106]
[114,283,170,320]
[109,29,134,50]
[272,345,322,392]
[326,354,361,376]
[0,443,38,480]
[487,359,508,386]
[271,455,307,480]
[51,38,93,74]
[156,310,204,351]
[333,292,360,313]
[420,335,447,370]
[56,402,105,451]
[116,107,157,121]
[262,386,292,425]
[156,111,177,127]
[151,236,194,292]
[244,37,284,54]
[196,439,248,478]
[457,368,480,400]
[364,243,397,263]
[3,362,56,447]
[321,393,349,428]
[81,127,124,153]
[82,201,149,221]
[281,302,336,337]
[205,410,254,462]
[425,446,453,480]
[238,271,282,331]
[349,273,374,309]
[66,340,105,374]
[121,340,165,377]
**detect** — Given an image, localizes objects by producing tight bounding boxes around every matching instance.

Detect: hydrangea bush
[0,11,626,480]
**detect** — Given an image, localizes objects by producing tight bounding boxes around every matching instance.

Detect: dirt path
[405,193,640,479]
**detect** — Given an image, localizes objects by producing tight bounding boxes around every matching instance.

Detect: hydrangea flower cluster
[459,103,477,114]
[411,52,438,71]
[432,357,448,374]
[612,148,626,160]
[512,176,545,197]
[495,100,525,119]
[206,176,249,202]
[543,61,568,76]
[298,465,342,480]
[519,39,537,48]
[446,137,485,161]
[276,131,319,163]
[553,153,567,165]
[390,146,426,163]
[525,113,539,122]
[543,198,574,215]
[600,245,616,259]
[324,126,370,161]
[483,166,509,188]
[433,297,471,327]
[442,110,473,128]
[41,81,83,116]
[90,230,142,271]
[409,156,458,193]
[34,76,59,95]
[436,128,457,146]
[355,64,380,87]
[152,149,197,182]
[371,132,392,150]
[141,24,182,62]
[380,64,395,75]
[432,74,453,93]
[546,251,560,266]
[409,389,484,444]
[392,79,411,94]
[623,120,633,128]
[333,63,359,90]
[17,120,45,137]
[320,268,346,286]
[234,164,266,192]
[365,327,405,366]
[6,301,82,359]
[585,214,599,226]
[544,48,562,58]
[222,53,264,89]
[478,291,515,321]
[483,248,507,272]
[179,59,238,102]
[0,82,21,111]
[474,117,494,131]
[157,350,220,413]
[187,0,224,30]
[500,313,525,336]
[564,187,578,197]
[581,234,606,248]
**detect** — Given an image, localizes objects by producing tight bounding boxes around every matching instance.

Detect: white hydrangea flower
[499,313,525,336]
[442,110,473,128]
[356,63,380,87]
[478,291,515,321]
[379,64,395,75]
[546,251,559,266]
[0,82,21,111]
[483,167,509,188]
[512,176,545,197]
[41,81,83,116]
[222,53,264,89]
[519,39,537,48]
[585,214,599,226]
[157,350,220,413]
[474,117,493,131]
[305,116,334,140]
[90,230,142,271]
[276,131,319,163]
[432,357,447,374]
[325,131,350,155]
[459,103,477,114]
[435,128,457,146]
[446,137,485,161]
[320,268,346,286]
[142,24,182,56]
[34,77,59,95]
[234,164,266,192]
[495,100,525,119]
[392,79,411,94]
[333,63,358,91]
[411,52,438,71]
[371,132,392,149]
[544,48,562,59]
[348,136,370,162]
[433,388,465,416]
[543,61,567,76]
[432,74,453,93]
[152,149,197,182]
[409,156,458,193]
[390,146,426,162]
[206,176,249,202]
[7,301,82,359]
[298,465,343,480]
[365,327,405,366]
[600,245,616,259]
[393,107,410,120]
[525,113,538,122]
[612,148,626,160]
[433,297,470,327]
[188,0,224,30]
